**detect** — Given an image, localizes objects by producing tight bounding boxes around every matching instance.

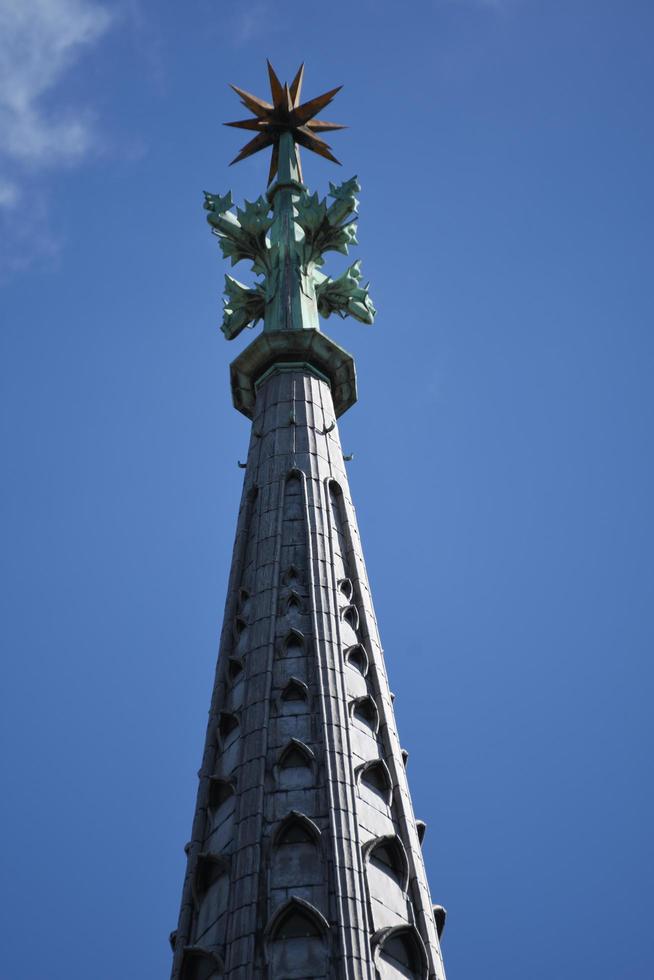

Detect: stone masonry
[169,367,447,980]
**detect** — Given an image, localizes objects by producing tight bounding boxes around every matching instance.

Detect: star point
[225,63,344,184]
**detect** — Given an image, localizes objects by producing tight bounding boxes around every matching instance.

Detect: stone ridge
[169,368,446,980]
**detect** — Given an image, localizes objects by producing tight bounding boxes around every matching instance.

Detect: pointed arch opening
[233,615,247,638]
[350,695,379,732]
[281,676,309,703]
[345,643,369,675]
[233,614,248,654]
[217,711,239,741]
[273,810,321,846]
[215,713,240,776]
[206,778,235,851]
[271,813,323,897]
[416,820,427,845]
[365,835,409,890]
[282,628,305,659]
[237,587,251,615]
[207,777,235,811]
[278,738,314,768]
[180,947,224,980]
[285,592,303,616]
[338,577,353,600]
[341,603,360,631]
[282,564,300,587]
[358,759,392,805]
[274,906,322,939]
[278,676,309,717]
[277,739,315,789]
[192,854,230,946]
[227,657,243,682]
[373,926,428,980]
[193,853,230,902]
[265,898,329,979]
[401,748,409,768]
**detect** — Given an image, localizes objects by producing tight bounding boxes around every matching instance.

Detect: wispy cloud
[230,2,274,46]
[0,0,113,172]
[0,177,20,208]
[0,0,114,276]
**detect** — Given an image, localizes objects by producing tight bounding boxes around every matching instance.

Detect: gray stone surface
[170,368,446,980]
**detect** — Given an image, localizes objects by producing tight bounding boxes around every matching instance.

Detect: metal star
[225,61,346,185]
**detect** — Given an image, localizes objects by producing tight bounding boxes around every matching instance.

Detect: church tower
[169,63,447,980]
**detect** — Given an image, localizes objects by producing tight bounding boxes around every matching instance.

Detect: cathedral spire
[169,63,447,980]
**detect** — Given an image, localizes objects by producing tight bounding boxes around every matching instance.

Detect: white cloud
[0,0,114,281]
[0,0,113,200]
[231,2,272,45]
[0,0,113,162]
[0,178,20,208]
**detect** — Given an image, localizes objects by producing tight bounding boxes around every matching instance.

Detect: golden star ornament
[225,61,345,185]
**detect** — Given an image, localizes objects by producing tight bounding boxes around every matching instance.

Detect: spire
[169,63,448,980]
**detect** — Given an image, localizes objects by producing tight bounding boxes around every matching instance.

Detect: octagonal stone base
[229,329,357,419]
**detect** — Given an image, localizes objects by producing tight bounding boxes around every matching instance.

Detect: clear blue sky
[1,1,653,978]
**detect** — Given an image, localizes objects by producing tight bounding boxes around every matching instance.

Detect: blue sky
[1,1,653,978]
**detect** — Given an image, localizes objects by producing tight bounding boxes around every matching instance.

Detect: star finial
[225,61,346,185]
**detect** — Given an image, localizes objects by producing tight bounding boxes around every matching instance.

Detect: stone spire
[169,64,447,980]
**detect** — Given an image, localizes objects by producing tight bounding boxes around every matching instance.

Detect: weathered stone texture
[170,368,446,980]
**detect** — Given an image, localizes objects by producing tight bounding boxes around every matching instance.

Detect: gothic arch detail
[206,778,236,850]
[278,738,315,768]
[270,815,324,905]
[350,695,380,732]
[282,564,301,586]
[207,777,235,811]
[192,853,230,904]
[192,852,230,948]
[276,739,315,789]
[345,643,369,675]
[180,947,225,980]
[285,591,303,616]
[264,898,330,979]
[264,896,330,941]
[216,711,240,773]
[282,628,306,658]
[281,677,309,703]
[217,711,239,741]
[273,810,322,845]
[363,835,409,890]
[357,759,393,804]
[372,925,428,980]
[341,603,360,631]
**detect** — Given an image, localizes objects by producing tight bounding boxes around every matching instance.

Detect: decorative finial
[225,61,345,184]
[203,60,375,379]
